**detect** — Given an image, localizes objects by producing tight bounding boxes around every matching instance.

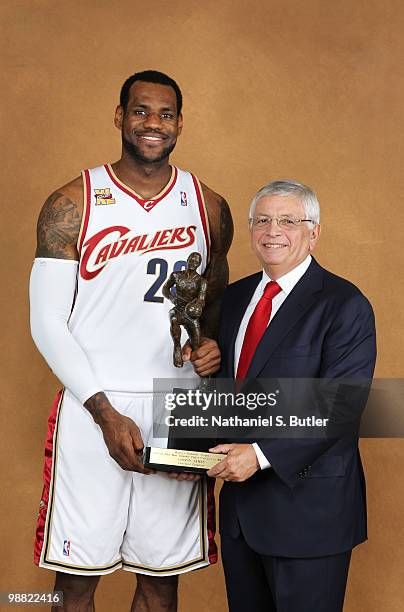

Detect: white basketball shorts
[34,389,217,576]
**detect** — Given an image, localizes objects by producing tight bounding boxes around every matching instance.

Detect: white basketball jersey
[68,163,210,392]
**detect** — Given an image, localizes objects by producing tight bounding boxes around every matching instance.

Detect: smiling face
[115,80,183,164]
[250,194,320,279]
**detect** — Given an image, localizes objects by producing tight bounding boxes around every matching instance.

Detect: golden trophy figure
[162,251,207,368]
[144,252,224,473]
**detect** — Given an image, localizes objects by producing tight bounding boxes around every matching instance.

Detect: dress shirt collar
[260,255,312,296]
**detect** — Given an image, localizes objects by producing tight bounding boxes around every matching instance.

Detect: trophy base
[144,447,226,474]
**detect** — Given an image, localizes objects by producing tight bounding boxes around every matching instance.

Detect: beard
[122,133,177,165]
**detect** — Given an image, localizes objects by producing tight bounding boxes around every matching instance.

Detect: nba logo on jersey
[63,540,71,556]
[180,191,188,206]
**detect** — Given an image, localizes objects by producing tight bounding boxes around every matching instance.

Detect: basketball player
[30,70,233,612]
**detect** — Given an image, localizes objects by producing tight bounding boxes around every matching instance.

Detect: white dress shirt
[233,256,312,470]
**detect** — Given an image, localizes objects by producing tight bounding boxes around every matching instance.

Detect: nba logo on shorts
[63,540,71,556]
[180,191,188,206]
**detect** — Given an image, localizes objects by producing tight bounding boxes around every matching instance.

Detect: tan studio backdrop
[1,1,403,610]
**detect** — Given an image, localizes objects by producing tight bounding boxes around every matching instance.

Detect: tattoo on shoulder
[36,192,81,258]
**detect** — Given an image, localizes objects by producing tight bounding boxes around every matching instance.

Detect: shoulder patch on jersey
[94,188,116,206]
[180,191,188,206]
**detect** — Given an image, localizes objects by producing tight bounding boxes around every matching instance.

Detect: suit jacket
[217,258,376,558]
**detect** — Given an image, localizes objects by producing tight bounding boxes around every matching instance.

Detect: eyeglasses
[249,215,315,229]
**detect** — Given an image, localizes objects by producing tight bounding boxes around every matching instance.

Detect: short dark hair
[120,70,183,115]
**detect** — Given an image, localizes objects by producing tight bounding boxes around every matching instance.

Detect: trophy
[144,252,225,473]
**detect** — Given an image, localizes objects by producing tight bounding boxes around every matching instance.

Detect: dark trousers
[221,533,352,612]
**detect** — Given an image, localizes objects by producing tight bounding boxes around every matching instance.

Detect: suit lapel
[246,259,324,379]
[226,273,262,377]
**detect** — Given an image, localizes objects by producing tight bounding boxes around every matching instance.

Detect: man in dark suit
[207,180,376,612]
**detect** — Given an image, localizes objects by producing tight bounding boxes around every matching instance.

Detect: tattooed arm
[32,178,150,473]
[200,185,233,339]
[35,177,83,259]
[182,184,233,376]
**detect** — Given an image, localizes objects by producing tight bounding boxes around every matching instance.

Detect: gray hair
[249,179,320,225]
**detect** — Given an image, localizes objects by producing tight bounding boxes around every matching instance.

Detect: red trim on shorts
[207,477,218,564]
[190,174,210,262]
[78,170,91,253]
[104,164,178,212]
[34,390,63,566]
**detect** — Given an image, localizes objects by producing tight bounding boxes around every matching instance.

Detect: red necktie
[236,281,281,380]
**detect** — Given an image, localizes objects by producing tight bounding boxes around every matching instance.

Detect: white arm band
[29,258,103,405]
